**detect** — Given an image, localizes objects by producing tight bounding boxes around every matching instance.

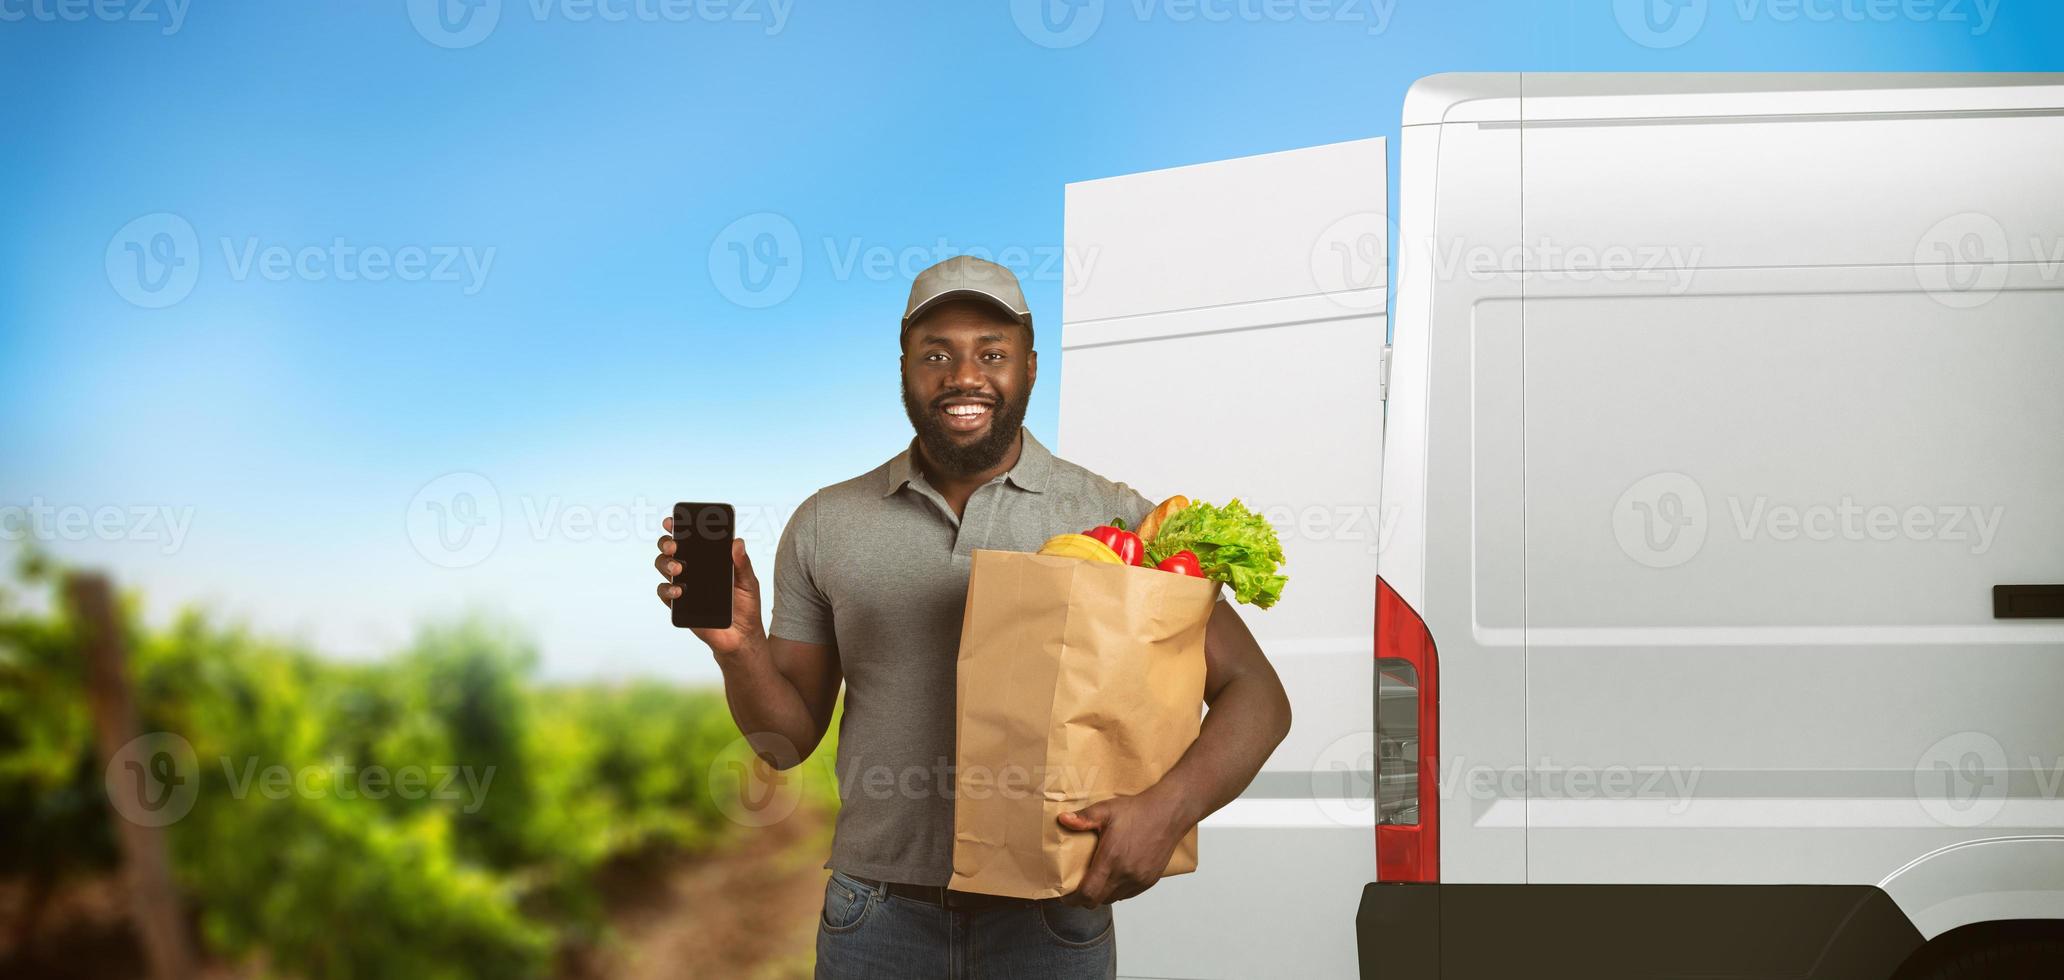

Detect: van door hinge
[1379,344,1393,402]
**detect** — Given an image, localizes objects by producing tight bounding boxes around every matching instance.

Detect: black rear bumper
[1357,882,1923,979]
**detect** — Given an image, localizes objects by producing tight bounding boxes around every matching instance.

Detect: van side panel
[1514,76,2064,917]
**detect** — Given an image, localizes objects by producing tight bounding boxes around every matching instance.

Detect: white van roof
[1403,72,2064,126]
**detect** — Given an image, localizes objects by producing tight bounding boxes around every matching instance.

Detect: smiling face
[899,299,1036,478]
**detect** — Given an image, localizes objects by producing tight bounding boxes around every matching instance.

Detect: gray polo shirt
[769,427,1154,885]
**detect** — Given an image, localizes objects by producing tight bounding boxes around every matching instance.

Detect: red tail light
[1375,575,1439,882]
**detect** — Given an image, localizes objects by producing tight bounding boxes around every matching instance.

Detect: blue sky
[2,1,2058,680]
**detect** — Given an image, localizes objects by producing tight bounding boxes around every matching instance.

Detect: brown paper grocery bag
[950,548,1220,899]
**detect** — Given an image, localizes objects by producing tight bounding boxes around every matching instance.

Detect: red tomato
[1156,549,1204,577]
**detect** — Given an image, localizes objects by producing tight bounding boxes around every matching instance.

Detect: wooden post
[66,572,198,980]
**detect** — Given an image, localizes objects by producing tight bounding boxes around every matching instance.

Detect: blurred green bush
[0,552,837,978]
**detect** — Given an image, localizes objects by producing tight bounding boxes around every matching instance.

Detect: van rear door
[1060,136,1388,979]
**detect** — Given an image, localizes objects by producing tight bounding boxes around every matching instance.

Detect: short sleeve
[1111,482,1155,531]
[769,494,835,646]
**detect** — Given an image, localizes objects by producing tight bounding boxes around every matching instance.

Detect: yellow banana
[1037,533,1124,564]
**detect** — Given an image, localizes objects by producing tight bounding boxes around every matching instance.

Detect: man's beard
[901,382,1030,478]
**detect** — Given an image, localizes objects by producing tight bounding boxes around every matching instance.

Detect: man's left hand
[1056,789,1191,907]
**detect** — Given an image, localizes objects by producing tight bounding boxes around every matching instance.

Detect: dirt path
[3,805,836,980]
[4,804,833,980]
[0,875,253,980]
[583,804,834,980]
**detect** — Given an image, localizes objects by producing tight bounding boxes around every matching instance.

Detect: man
[653,255,1291,978]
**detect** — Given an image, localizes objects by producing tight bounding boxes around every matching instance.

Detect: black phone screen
[671,502,734,630]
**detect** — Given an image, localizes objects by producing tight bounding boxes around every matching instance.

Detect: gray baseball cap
[900,255,1033,339]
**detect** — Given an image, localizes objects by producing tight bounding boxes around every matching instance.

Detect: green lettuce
[1144,498,1288,609]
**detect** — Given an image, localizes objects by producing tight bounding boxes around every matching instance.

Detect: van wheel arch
[1890,919,2064,980]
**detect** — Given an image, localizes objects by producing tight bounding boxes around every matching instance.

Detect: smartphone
[670,502,735,630]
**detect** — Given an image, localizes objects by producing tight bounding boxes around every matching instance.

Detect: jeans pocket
[821,872,875,934]
[1037,900,1114,948]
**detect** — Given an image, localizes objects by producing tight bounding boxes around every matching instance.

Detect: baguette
[1135,495,1190,544]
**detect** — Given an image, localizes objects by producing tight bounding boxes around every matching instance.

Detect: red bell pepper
[1156,549,1204,577]
[1084,520,1145,566]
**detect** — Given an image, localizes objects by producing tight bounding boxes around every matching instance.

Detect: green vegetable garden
[0,551,836,978]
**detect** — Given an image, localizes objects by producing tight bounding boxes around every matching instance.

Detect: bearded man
[653,255,1290,979]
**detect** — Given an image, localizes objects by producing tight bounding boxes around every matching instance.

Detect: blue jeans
[815,870,1117,979]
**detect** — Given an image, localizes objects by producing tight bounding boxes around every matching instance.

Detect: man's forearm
[1147,671,1293,828]
[716,642,824,768]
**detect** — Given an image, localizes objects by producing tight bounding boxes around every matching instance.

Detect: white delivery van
[1059,74,2064,979]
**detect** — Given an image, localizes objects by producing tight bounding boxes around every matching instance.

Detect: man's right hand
[655,519,766,661]
[655,519,842,771]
